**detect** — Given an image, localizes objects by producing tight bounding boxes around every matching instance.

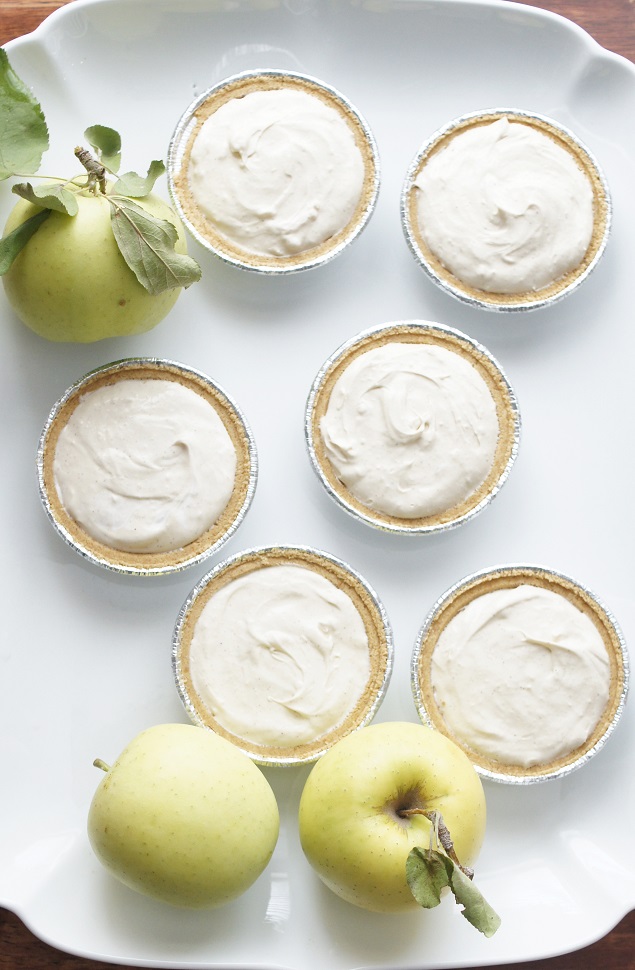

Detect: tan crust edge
[172,72,378,270]
[310,323,518,530]
[414,567,627,779]
[175,547,391,763]
[405,111,610,306]
[40,362,253,572]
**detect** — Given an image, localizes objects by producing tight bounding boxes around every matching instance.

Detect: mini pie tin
[401,109,612,312]
[37,358,257,577]
[305,320,521,535]
[167,69,380,275]
[411,564,629,784]
[172,544,394,767]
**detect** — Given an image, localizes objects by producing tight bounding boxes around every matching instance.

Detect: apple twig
[75,146,107,193]
[400,807,474,879]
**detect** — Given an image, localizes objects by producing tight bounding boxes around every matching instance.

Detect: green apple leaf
[0,208,50,274]
[406,847,501,938]
[0,48,49,179]
[112,160,166,198]
[109,197,201,295]
[84,125,121,173]
[12,180,79,215]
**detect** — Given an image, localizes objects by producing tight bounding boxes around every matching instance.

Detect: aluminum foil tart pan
[172,544,393,766]
[167,69,380,274]
[305,320,520,535]
[412,564,629,784]
[401,109,611,312]
[37,358,257,577]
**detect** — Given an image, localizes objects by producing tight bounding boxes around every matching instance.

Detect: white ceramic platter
[1,1,633,967]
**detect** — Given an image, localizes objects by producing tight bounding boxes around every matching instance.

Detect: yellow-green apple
[298,720,486,913]
[2,190,188,342]
[87,723,279,908]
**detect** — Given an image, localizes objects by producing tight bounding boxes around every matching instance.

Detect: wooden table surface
[0,1,633,969]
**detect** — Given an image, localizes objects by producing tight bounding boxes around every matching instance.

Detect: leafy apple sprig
[0,48,200,294]
[404,809,501,937]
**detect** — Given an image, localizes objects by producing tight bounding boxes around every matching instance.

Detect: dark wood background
[0,1,633,968]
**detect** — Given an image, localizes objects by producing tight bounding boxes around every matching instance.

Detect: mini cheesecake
[306,321,520,534]
[401,110,611,311]
[412,565,629,783]
[168,70,380,273]
[37,358,257,575]
[172,545,393,766]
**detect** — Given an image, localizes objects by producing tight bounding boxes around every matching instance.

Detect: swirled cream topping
[188,87,365,256]
[188,564,370,747]
[320,341,499,519]
[414,118,595,294]
[430,584,611,767]
[53,379,237,553]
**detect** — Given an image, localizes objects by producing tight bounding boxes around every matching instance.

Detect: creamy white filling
[53,379,237,554]
[414,117,595,294]
[188,87,365,257]
[320,341,499,519]
[188,564,371,747]
[430,584,611,767]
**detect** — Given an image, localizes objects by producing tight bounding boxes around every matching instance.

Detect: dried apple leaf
[406,847,501,938]
[449,858,502,938]
[110,198,201,295]
[406,846,450,909]
[0,48,49,179]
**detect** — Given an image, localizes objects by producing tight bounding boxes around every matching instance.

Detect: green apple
[2,190,188,342]
[87,723,280,908]
[298,720,486,913]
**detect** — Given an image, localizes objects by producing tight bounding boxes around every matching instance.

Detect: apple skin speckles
[87,723,280,908]
[298,720,486,912]
[3,192,188,343]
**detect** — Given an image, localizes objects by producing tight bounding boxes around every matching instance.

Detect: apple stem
[93,758,111,773]
[74,146,107,194]
[400,808,474,879]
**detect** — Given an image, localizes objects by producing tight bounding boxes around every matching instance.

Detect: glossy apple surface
[298,720,486,913]
[2,190,188,342]
[87,723,280,908]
